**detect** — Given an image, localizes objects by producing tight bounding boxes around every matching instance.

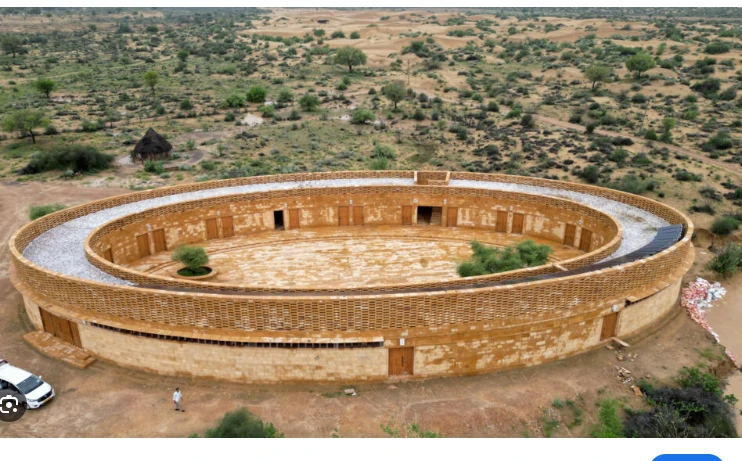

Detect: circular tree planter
[172,266,218,281]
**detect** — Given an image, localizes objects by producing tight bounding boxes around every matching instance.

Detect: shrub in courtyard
[457,240,552,277]
[172,245,210,276]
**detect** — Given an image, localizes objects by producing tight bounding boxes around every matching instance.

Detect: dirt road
[0,181,732,438]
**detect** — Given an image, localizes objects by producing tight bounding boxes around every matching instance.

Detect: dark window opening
[274,210,284,230]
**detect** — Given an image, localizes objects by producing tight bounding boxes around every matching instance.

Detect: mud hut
[132,128,172,163]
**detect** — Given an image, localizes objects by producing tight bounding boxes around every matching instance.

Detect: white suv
[0,359,55,409]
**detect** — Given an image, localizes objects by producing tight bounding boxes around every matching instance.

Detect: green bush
[172,245,209,272]
[351,107,375,124]
[591,399,624,438]
[143,160,165,174]
[20,144,115,175]
[259,104,276,118]
[299,93,320,111]
[373,144,395,159]
[276,88,294,103]
[246,86,267,103]
[705,42,732,54]
[674,169,702,182]
[192,408,283,438]
[28,203,66,220]
[457,240,552,277]
[581,165,601,184]
[370,156,390,170]
[710,216,740,236]
[608,174,651,195]
[224,94,245,108]
[624,367,736,438]
[706,244,742,277]
[350,31,360,39]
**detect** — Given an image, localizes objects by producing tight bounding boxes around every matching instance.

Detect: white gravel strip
[23,177,668,286]
[450,179,669,259]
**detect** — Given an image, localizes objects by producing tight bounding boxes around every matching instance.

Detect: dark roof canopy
[133,128,172,156]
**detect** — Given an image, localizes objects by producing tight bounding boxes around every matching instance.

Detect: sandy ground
[131,226,582,289]
[706,272,742,433]
[0,181,739,438]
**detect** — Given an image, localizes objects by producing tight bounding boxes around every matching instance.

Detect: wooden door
[512,213,524,234]
[402,206,413,226]
[103,248,113,263]
[221,216,234,238]
[579,229,593,252]
[69,322,81,348]
[600,312,619,341]
[40,308,82,347]
[388,347,414,376]
[338,206,350,226]
[446,207,458,227]
[564,223,576,247]
[496,211,508,233]
[40,308,54,334]
[205,218,219,240]
[152,229,167,253]
[136,233,150,258]
[52,315,74,344]
[353,206,364,226]
[288,209,300,229]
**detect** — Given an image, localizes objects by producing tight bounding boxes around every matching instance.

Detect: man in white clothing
[173,387,184,412]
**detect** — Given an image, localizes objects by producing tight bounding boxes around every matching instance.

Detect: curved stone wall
[9,171,694,383]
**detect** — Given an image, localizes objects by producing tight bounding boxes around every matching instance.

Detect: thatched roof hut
[132,128,172,163]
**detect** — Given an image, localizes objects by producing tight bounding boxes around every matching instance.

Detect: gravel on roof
[23,177,668,286]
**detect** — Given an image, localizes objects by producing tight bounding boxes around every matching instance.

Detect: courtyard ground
[0,181,739,438]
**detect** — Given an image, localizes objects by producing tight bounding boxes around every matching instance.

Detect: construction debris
[611,337,631,348]
[680,277,735,363]
[615,366,632,384]
[344,388,357,396]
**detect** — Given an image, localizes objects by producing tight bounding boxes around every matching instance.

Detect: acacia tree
[1,36,23,58]
[143,70,159,96]
[34,78,57,98]
[625,53,656,79]
[383,80,406,111]
[584,65,610,89]
[333,46,367,73]
[2,109,49,144]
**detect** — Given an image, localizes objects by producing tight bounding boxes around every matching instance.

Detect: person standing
[173,387,184,412]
